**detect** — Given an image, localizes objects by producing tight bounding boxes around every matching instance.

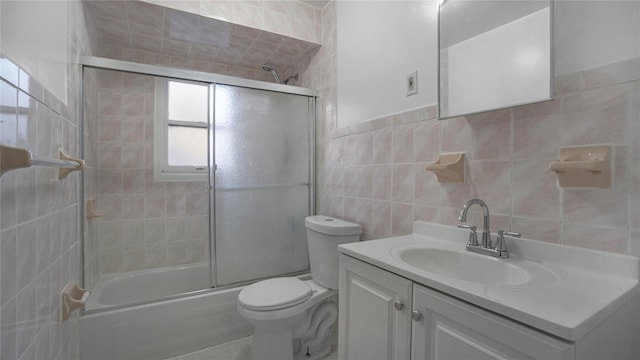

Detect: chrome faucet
[457,199,521,259]
[458,199,491,248]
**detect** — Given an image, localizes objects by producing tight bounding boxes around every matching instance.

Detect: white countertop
[338,221,639,341]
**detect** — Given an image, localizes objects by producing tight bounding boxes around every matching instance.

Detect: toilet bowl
[237,215,361,360]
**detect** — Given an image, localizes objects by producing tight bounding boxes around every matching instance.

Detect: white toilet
[237,215,361,360]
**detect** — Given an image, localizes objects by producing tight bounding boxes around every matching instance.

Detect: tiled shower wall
[95,45,296,84]
[316,57,640,255]
[86,0,321,85]
[140,0,322,44]
[84,68,209,281]
[0,1,93,359]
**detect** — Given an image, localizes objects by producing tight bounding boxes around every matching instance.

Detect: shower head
[283,74,298,85]
[261,63,281,83]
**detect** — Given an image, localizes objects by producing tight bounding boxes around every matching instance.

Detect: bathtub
[85,262,211,310]
[79,263,254,360]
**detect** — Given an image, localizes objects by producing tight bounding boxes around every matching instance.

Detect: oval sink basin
[395,248,530,285]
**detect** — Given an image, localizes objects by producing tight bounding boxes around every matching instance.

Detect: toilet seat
[239,278,312,311]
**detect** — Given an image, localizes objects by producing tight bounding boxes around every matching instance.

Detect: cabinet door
[411,284,574,360]
[339,254,412,360]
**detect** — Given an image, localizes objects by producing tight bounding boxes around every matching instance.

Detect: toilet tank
[305,216,361,289]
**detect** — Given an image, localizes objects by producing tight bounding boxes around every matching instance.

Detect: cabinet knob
[411,310,422,321]
[394,300,404,311]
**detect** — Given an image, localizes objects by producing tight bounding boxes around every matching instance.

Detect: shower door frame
[80,56,317,309]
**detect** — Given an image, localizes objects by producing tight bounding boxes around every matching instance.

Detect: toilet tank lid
[305,216,361,236]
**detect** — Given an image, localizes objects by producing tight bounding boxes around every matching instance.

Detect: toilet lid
[238,278,312,311]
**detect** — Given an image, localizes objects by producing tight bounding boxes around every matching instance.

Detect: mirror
[438,0,553,119]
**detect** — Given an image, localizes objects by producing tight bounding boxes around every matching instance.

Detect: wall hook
[86,199,105,219]
[61,281,90,322]
[426,152,466,183]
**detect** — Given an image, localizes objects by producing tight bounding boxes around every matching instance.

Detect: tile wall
[84,0,320,84]
[0,1,93,359]
[84,68,209,283]
[316,56,640,255]
[141,0,322,44]
[95,45,293,84]
[294,0,338,193]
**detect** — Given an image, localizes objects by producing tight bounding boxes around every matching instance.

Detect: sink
[393,247,530,285]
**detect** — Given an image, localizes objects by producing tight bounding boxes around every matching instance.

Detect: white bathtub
[79,263,253,360]
[85,262,211,310]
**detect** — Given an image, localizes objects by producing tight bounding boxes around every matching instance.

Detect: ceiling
[83,0,321,72]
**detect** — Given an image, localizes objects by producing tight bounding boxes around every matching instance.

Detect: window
[154,79,209,181]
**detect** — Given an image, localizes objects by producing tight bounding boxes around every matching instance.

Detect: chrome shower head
[261,63,281,83]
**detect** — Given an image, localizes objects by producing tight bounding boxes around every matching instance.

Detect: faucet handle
[458,224,479,246]
[499,230,521,238]
[494,230,520,258]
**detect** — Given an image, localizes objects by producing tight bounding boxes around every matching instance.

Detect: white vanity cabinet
[338,253,412,360]
[337,222,640,360]
[411,284,573,360]
[340,254,572,360]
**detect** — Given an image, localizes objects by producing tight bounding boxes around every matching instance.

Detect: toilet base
[251,326,296,360]
[238,281,338,360]
[250,322,334,360]
[292,325,334,360]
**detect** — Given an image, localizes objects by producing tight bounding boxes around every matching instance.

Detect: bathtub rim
[85,261,210,311]
[82,268,311,316]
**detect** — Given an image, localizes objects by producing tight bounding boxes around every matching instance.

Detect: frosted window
[167,126,207,166]
[154,78,209,182]
[168,81,208,123]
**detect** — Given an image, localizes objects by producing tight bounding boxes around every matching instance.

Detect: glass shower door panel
[215,186,310,284]
[214,85,311,285]
[82,68,213,310]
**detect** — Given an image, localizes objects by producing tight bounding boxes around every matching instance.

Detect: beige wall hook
[61,281,90,322]
[426,152,466,183]
[86,199,105,219]
[58,149,85,179]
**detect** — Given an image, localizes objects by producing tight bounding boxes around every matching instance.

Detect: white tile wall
[0,1,94,359]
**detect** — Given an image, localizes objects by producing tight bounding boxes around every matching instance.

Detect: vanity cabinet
[338,221,640,360]
[338,253,412,360]
[339,254,573,360]
[411,284,573,360]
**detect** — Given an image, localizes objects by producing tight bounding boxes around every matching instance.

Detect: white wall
[1,0,68,104]
[554,0,640,75]
[336,0,437,128]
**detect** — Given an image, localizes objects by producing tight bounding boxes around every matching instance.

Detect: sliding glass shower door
[213,85,314,286]
[82,59,316,311]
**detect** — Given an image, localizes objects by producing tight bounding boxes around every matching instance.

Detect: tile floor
[167,333,338,360]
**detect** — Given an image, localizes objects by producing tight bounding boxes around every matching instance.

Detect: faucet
[458,199,491,248]
[457,199,521,259]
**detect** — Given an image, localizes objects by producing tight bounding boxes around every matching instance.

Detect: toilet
[237,215,361,360]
